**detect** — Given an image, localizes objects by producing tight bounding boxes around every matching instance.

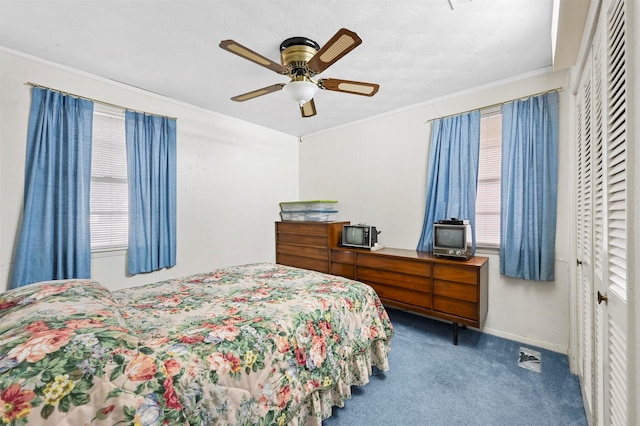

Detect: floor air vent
[517,347,541,372]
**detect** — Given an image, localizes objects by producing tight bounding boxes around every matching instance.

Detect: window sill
[475,245,499,256]
[91,248,127,258]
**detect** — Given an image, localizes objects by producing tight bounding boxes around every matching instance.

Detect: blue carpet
[324,308,587,425]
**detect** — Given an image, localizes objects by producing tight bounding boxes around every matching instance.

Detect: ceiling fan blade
[319,78,380,96]
[307,28,362,74]
[231,83,286,102]
[300,99,317,117]
[220,40,288,74]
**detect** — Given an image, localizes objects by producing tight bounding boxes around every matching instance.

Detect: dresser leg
[453,322,459,345]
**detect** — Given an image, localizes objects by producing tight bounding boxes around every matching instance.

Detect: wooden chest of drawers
[275,221,488,344]
[275,221,348,274]
[334,247,488,332]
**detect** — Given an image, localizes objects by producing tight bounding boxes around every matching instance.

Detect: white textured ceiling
[0,0,554,137]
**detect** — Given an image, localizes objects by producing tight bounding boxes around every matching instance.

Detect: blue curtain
[417,111,480,252]
[10,88,93,288]
[500,92,559,280]
[125,111,177,275]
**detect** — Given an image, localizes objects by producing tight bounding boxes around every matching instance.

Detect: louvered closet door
[590,20,608,425]
[600,0,629,423]
[591,22,607,425]
[576,0,631,424]
[575,49,595,421]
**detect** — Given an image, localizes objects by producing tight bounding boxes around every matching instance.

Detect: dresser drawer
[276,222,330,236]
[370,283,432,309]
[358,253,432,277]
[331,262,356,279]
[433,264,478,285]
[278,233,328,247]
[357,266,431,293]
[276,253,329,273]
[433,280,478,303]
[277,243,329,261]
[433,296,477,320]
[332,250,356,263]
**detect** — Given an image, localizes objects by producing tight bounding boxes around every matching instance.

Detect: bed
[0,263,393,425]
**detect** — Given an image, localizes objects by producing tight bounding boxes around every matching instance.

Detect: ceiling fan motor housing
[280,37,320,77]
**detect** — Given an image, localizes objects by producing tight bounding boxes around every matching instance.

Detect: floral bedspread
[0,263,393,425]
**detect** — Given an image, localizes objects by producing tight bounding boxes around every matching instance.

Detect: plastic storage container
[280,210,338,222]
[280,211,338,222]
[279,200,338,212]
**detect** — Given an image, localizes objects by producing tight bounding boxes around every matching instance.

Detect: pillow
[0,280,186,424]
[1,279,126,324]
[0,280,137,368]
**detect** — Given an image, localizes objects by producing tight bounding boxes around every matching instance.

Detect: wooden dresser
[275,221,488,344]
[275,221,348,274]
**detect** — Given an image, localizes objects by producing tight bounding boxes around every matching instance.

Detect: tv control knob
[448,249,454,255]
[456,250,462,255]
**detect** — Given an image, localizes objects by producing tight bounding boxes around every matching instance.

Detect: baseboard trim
[481,326,568,354]
[388,307,569,354]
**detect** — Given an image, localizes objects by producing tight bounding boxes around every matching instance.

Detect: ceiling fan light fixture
[283,79,319,106]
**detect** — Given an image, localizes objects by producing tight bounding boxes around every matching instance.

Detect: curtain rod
[25,82,177,120]
[426,87,563,123]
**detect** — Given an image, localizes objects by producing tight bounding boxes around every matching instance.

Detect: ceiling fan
[219,28,380,118]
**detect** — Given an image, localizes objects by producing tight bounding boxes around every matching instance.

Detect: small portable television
[341,224,380,249]
[432,218,472,260]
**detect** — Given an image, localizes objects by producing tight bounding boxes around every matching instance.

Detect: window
[475,110,502,246]
[90,106,128,251]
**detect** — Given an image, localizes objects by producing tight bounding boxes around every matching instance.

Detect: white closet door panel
[591,20,607,424]
[576,53,595,418]
[602,0,629,423]
[574,0,634,423]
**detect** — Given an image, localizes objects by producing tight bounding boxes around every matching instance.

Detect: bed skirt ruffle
[289,337,391,425]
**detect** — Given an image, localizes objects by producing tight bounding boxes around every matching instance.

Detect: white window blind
[90,107,128,251]
[476,112,502,246]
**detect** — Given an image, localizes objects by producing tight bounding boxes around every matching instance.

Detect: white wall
[299,69,573,353]
[0,49,299,291]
